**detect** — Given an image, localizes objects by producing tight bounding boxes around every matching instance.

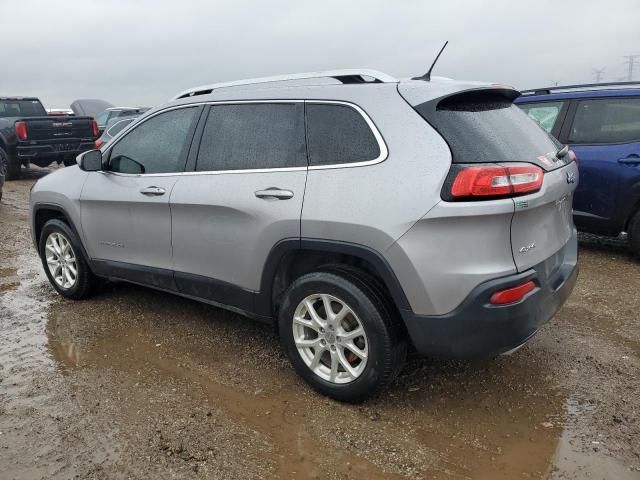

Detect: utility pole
[623,55,640,81]
[592,68,605,83]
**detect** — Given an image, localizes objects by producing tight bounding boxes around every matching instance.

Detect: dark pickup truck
[0,97,98,179]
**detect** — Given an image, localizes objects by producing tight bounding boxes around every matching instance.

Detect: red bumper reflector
[489,280,536,305]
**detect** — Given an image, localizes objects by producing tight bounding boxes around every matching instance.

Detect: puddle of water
[47,317,398,479]
[551,397,638,480]
[0,253,54,389]
[46,290,574,480]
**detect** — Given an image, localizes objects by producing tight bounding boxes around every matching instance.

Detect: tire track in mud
[0,175,124,479]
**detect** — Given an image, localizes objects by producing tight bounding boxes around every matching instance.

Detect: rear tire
[278,270,406,402]
[629,210,640,257]
[38,219,97,300]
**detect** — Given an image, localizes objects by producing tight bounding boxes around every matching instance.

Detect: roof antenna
[413,41,449,81]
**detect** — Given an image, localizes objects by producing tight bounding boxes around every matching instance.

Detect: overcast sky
[2,0,639,108]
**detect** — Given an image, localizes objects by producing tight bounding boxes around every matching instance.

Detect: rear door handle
[140,186,166,196]
[618,155,640,165]
[255,188,294,200]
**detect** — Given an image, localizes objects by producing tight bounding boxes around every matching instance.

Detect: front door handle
[255,188,294,200]
[140,186,166,196]
[618,155,640,165]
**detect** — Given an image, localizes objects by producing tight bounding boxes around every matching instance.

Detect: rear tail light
[489,280,536,305]
[447,163,543,200]
[15,121,27,141]
[568,149,578,166]
[91,119,100,138]
[94,139,104,149]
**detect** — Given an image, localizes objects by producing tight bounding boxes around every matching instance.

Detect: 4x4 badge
[566,172,576,184]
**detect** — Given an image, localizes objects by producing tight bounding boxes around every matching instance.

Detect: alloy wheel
[292,293,369,384]
[45,232,78,289]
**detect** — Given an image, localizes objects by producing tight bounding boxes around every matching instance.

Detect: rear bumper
[17,141,95,164]
[402,228,578,358]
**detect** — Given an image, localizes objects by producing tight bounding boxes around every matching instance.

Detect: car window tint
[569,98,640,144]
[306,103,380,166]
[109,107,197,174]
[518,101,564,133]
[196,103,305,171]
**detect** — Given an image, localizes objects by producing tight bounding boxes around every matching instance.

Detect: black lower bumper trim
[402,230,579,359]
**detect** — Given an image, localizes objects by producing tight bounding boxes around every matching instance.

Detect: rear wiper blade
[556,145,569,158]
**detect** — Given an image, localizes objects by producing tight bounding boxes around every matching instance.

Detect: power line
[592,67,605,83]
[623,55,640,81]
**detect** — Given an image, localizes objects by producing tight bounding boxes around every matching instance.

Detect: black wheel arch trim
[31,202,95,273]
[256,238,412,318]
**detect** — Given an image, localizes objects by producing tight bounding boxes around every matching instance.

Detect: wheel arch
[258,238,412,321]
[32,203,93,270]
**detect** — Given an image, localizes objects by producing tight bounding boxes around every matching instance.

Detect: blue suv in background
[515,83,640,254]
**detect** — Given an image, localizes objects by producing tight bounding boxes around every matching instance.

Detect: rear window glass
[0,100,46,118]
[196,103,306,171]
[518,101,564,133]
[414,90,562,168]
[306,104,380,166]
[569,98,640,144]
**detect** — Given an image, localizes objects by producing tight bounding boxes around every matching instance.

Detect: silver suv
[30,70,579,402]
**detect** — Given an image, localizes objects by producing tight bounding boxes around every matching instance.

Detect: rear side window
[109,107,197,174]
[518,101,564,133]
[569,98,640,144]
[196,103,305,171]
[414,90,562,169]
[306,103,380,166]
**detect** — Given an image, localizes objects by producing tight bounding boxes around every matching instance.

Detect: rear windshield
[0,99,46,118]
[414,90,564,170]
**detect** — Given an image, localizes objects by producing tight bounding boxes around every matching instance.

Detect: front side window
[108,107,197,174]
[518,101,564,133]
[305,103,381,166]
[569,97,640,144]
[196,103,305,171]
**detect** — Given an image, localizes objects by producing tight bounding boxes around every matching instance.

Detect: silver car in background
[29,69,578,401]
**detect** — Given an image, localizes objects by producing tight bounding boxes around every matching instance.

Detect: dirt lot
[1,168,639,480]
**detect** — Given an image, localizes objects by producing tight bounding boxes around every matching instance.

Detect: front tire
[38,219,96,299]
[278,271,406,402]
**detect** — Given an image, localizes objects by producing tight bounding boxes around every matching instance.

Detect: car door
[170,102,307,314]
[561,96,640,234]
[80,106,201,288]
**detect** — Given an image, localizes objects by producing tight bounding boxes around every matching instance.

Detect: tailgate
[510,161,579,271]
[21,116,94,141]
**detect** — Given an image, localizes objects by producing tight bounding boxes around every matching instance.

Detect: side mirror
[77,149,103,171]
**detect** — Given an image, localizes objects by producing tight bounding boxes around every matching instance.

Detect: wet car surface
[1,168,639,479]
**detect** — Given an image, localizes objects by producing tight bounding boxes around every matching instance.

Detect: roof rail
[172,69,398,100]
[520,81,640,95]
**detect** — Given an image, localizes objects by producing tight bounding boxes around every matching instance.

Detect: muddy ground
[0,168,639,480]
